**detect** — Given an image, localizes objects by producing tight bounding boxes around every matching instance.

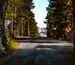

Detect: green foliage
[5,0,38,37]
[5,38,15,51]
[15,0,38,37]
[45,0,73,40]
[5,0,21,19]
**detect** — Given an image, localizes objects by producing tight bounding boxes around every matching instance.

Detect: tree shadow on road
[0,46,74,65]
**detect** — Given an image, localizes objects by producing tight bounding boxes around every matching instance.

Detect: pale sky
[32,0,49,28]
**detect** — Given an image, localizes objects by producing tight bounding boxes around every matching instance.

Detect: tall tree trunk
[72,0,75,53]
[1,18,7,49]
[0,0,8,50]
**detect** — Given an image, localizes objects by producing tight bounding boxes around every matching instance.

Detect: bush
[5,38,15,52]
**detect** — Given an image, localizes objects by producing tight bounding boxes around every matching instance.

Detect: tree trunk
[1,18,7,49]
[0,0,8,50]
[72,0,75,53]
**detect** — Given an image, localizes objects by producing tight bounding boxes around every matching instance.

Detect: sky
[32,0,49,28]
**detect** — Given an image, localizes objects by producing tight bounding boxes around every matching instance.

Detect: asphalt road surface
[0,41,74,65]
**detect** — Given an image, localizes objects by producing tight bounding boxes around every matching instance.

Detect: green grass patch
[5,38,15,51]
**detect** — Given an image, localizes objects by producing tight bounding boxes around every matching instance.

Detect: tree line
[0,0,75,51]
[5,0,38,38]
[45,0,73,41]
[0,0,38,51]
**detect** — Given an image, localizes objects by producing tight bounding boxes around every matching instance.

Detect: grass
[5,38,19,52]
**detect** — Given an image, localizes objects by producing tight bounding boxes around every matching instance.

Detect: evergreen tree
[16,0,38,37]
[45,0,73,40]
[72,0,75,52]
[5,0,38,38]
[0,0,8,49]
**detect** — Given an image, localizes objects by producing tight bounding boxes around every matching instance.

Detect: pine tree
[45,0,73,40]
[5,0,38,38]
[0,0,8,49]
[16,0,38,37]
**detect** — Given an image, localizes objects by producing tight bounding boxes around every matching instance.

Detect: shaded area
[0,44,74,65]
[35,45,73,52]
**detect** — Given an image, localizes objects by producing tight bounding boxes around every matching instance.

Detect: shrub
[5,38,15,52]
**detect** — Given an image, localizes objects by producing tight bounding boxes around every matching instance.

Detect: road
[0,40,74,65]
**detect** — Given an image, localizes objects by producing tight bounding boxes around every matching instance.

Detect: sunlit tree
[5,0,38,37]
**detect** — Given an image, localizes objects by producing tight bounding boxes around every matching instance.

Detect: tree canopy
[5,0,38,38]
[45,0,73,40]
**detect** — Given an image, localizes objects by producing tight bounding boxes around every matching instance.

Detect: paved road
[0,41,74,65]
[15,41,73,49]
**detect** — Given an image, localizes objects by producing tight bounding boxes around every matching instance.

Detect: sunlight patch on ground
[12,42,21,49]
[14,42,73,50]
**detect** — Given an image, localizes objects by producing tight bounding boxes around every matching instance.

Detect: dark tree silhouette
[0,0,8,49]
[72,0,75,53]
